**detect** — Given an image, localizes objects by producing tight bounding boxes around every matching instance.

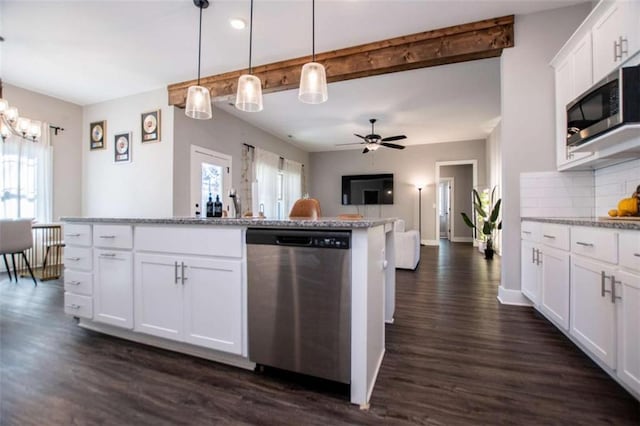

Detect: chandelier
[0,98,42,142]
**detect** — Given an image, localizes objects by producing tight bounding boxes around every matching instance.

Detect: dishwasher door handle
[275,236,313,247]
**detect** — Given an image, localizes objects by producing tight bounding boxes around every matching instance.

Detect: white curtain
[0,122,53,223]
[283,159,302,215]
[254,147,280,219]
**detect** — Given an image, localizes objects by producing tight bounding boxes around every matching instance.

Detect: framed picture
[141,109,161,143]
[114,132,132,163]
[90,120,106,150]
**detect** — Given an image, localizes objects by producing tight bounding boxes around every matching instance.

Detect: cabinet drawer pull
[66,304,81,310]
[532,247,536,264]
[174,261,179,284]
[67,257,81,261]
[619,36,628,58]
[100,253,117,258]
[611,276,622,303]
[99,235,116,239]
[67,280,81,286]
[576,241,594,247]
[543,235,556,239]
[522,231,531,235]
[65,233,81,237]
[601,271,612,298]
[181,262,188,285]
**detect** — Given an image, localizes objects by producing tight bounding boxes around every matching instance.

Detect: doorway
[190,145,232,216]
[438,178,453,240]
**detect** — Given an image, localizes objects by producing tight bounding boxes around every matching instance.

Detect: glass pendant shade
[0,123,10,139]
[298,62,328,104]
[235,74,263,112]
[28,120,42,139]
[0,98,8,114]
[17,117,30,134]
[185,85,212,120]
[6,106,19,122]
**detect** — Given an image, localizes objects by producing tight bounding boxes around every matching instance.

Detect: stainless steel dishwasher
[246,228,351,383]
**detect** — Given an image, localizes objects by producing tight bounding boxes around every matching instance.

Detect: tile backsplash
[595,159,640,216]
[520,171,595,218]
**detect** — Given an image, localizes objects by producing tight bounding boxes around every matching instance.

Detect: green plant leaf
[482,221,493,235]
[461,213,476,229]
[474,202,487,218]
[473,189,482,208]
[491,186,496,207]
[498,221,502,230]
[489,199,501,222]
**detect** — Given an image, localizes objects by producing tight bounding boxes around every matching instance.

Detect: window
[253,148,303,219]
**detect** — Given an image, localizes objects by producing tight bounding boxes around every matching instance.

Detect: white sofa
[394,219,420,270]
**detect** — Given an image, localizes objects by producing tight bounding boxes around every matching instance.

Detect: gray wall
[440,164,473,240]
[500,3,592,292]
[4,84,83,220]
[309,139,486,243]
[173,105,310,216]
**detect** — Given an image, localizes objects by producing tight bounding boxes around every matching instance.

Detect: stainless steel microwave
[566,64,640,147]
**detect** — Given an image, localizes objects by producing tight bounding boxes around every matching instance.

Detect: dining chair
[0,219,37,286]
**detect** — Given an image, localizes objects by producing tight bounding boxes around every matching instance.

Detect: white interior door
[438,179,452,240]
[190,145,231,216]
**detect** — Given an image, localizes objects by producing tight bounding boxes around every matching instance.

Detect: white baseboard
[497,285,533,306]
[422,239,439,246]
[451,237,473,243]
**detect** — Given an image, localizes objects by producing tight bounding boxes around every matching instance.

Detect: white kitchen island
[60,216,396,408]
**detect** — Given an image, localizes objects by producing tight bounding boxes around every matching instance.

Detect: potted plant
[461,187,502,260]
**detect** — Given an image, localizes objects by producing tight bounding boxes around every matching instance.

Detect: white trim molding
[451,237,474,243]
[497,285,533,306]
[423,239,439,246]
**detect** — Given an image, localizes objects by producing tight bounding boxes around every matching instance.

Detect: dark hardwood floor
[1,242,638,425]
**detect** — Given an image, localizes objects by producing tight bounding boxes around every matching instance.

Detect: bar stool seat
[0,219,37,285]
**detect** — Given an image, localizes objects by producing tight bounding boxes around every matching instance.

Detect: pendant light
[298,0,327,104]
[185,0,213,120]
[235,0,263,112]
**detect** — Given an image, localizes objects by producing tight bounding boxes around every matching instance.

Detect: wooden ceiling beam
[168,15,514,107]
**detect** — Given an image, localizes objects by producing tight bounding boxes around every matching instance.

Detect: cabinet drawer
[521,221,541,243]
[541,224,570,251]
[64,246,92,271]
[571,226,618,264]
[93,224,133,249]
[64,292,93,319]
[64,224,92,247]
[619,231,640,272]
[64,270,93,296]
[135,226,243,258]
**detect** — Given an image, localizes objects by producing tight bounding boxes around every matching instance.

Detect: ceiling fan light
[367,142,380,151]
[185,85,212,120]
[235,74,263,112]
[298,62,328,104]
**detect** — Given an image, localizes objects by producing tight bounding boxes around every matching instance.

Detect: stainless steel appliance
[567,64,640,147]
[246,228,351,383]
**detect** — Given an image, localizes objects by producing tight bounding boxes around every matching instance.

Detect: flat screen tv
[341,174,393,205]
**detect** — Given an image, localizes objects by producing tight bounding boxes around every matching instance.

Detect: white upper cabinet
[592,0,639,83]
[572,32,594,97]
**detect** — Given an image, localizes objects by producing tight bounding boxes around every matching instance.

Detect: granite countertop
[60,216,397,229]
[521,217,640,231]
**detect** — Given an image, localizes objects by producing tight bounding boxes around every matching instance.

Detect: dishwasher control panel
[312,237,350,249]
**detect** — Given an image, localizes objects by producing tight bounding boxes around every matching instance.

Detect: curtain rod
[49,125,64,135]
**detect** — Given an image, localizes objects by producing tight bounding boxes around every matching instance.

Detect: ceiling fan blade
[381,142,406,150]
[335,142,365,146]
[354,134,367,140]
[362,147,370,154]
[381,135,407,142]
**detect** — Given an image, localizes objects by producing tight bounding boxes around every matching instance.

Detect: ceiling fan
[337,118,407,153]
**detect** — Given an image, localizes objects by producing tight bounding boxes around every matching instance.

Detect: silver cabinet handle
[576,241,594,247]
[601,271,612,297]
[619,36,628,58]
[532,247,536,264]
[543,235,556,239]
[174,261,179,284]
[522,231,531,235]
[100,253,117,258]
[67,280,81,286]
[67,257,80,261]
[611,276,622,303]
[614,39,621,61]
[181,262,188,285]
[536,249,542,266]
[99,235,116,239]
[65,233,81,237]
[66,304,81,310]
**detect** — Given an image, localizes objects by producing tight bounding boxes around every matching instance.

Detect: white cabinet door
[94,249,133,329]
[555,56,573,168]
[570,256,617,369]
[521,240,540,305]
[592,0,638,82]
[135,253,184,340]
[183,257,243,354]
[572,32,593,97]
[615,271,640,395]
[540,247,570,330]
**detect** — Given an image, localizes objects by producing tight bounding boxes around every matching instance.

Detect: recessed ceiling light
[230,18,246,30]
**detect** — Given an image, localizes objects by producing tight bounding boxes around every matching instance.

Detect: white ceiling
[0,0,586,151]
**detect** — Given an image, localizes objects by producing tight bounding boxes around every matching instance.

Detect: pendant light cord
[311,0,315,62]
[197,4,203,85]
[249,0,254,74]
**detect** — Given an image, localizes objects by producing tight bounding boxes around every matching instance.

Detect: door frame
[438,177,454,240]
[190,145,232,215]
[434,160,478,246]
